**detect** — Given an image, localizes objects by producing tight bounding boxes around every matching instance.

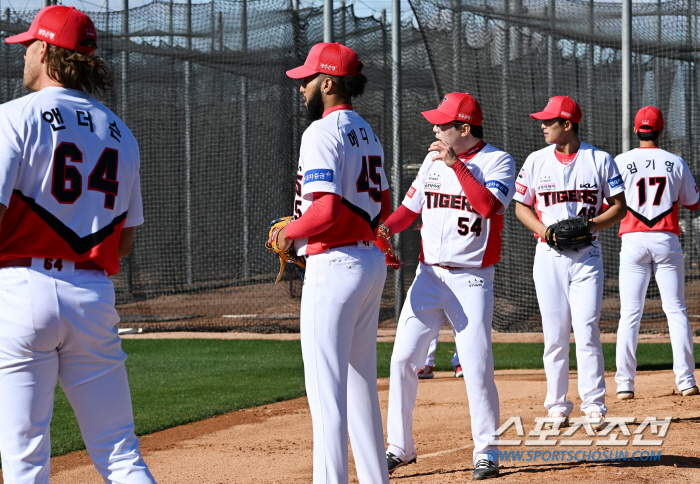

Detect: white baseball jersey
[0,87,143,275]
[614,148,699,236]
[401,143,515,268]
[292,107,387,256]
[514,142,625,240]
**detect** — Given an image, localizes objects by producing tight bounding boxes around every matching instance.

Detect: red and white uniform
[291,106,390,484]
[614,147,699,393]
[386,142,515,466]
[0,87,154,484]
[514,142,624,418]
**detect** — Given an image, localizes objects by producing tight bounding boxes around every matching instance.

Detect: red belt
[328,241,372,250]
[0,257,104,271]
[433,264,460,270]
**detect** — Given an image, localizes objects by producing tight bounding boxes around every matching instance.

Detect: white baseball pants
[387,263,499,465]
[533,243,607,416]
[423,332,460,369]
[615,232,696,393]
[0,265,155,484]
[300,245,389,484]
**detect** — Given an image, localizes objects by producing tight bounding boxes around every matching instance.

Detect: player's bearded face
[305,82,325,122]
[23,41,42,91]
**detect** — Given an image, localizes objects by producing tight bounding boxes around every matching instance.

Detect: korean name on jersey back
[614,147,699,235]
[0,87,143,275]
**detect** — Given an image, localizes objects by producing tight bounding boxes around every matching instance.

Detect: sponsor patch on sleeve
[608,174,623,189]
[485,180,509,196]
[515,182,527,195]
[407,186,417,198]
[303,169,334,184]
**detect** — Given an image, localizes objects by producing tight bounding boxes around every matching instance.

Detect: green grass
[21,340,700,459]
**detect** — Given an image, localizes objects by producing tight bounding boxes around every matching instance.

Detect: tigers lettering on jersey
[0,87,143,275]
[614,148,699,236]
[402,144,516,268]
[292,108,387,256]
[513,143,624,241]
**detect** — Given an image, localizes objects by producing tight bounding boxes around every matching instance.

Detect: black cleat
[473,459,499,480]
[386,451,417,475]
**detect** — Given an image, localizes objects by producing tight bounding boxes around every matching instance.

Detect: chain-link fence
[1,0,699,334]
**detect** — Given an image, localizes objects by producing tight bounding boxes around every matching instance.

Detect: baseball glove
[375,224,403,270]
[544,215,593,252]
[265,216,306,284]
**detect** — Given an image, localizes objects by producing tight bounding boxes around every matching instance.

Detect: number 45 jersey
[403,143,515,268]
[0,87,143,275]
[614,147,699,236]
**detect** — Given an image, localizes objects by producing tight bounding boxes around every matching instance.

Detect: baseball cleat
[473,459,499,480]
[417,365,434,379]
[386,451,416,475]
[617,391,634,400]
[454,365,464,378]
[542,411,570,429]
[585,411,607,431]
[681,385,699,396]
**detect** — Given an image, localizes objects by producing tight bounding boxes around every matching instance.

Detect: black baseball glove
[544,215,593,252]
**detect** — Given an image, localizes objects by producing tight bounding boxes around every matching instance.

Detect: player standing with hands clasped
[380,93,515,480]
[273,42,394,484]
[614,106,699,399]
[0,6,155,483]
[514,96,627,432]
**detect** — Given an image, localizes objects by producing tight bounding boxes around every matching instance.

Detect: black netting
[0,0,698,334]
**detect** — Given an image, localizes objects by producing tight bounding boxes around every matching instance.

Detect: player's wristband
[377,224,391,238]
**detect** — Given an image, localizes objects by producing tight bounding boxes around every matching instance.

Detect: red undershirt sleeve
[684,201,700,211]
[451,161,503,219]
[381,189,392,222]
[284,192,342,240]
[383,204,419,236]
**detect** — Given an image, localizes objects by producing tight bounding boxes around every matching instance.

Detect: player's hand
[275,226,293,252]
[429,140,459,167]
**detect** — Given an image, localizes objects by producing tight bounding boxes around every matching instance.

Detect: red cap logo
[422,93,483,126]
[530,96,582,123]
[5,5,97,55]
[635,106,664,133]
[286,43,363,79]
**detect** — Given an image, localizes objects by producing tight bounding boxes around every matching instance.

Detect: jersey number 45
[51,142,119,209]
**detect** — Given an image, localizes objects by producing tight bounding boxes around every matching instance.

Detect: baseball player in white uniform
[275,43,391,484]
[417,333,461,379]
[514,96,628,431]
[0,6,155,483]
[380,93,515,480]
[614,106,699,399]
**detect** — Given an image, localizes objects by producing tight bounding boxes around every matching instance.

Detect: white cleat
[681,385,699,396]
[585,411,606,431]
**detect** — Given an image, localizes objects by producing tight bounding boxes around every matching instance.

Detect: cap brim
[5,31,35,45]
[530,111,559,121]
[286,65,319,79]
[421,109,456,125]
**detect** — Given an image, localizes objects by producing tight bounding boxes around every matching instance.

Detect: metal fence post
[241,0,250,280]
[547,0,555,98]
[185,0,194,285]
[621,0,632,152]
[452,0,461,92]
[586,0,594,141]
[324,0,334,43]
[392,0,403,323]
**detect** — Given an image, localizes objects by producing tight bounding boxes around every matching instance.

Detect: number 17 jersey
[614,147,699,236]
[0,87,143,275]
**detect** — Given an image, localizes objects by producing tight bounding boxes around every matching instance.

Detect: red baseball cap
[422,93,483,126]
[5,5,97,55]
[635,106,664,133]
[530,96,582,123]
[286,42,362,79]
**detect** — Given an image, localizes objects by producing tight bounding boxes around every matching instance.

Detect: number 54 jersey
[0,87,143,275]
[402,144,515,268]
[614,147,699,236]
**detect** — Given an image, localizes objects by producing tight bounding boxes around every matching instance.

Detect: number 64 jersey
[0,87,143,275]
[614,148,699,235]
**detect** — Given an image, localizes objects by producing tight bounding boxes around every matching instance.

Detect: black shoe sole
[473,470,500,480]
[388,457,417,475]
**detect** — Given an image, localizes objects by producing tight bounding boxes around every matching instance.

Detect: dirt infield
[45,369,700,483]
